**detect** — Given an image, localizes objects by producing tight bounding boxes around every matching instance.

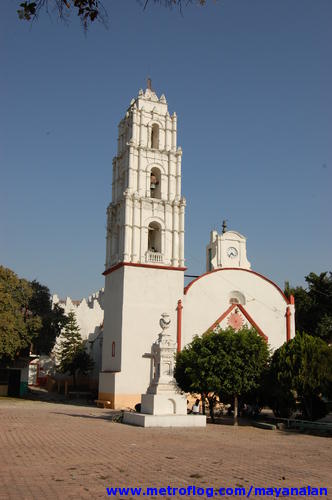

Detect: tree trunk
[208,396,215,423]
[303,395,313,421]
[201,394,206,415]
[234,394,238,426]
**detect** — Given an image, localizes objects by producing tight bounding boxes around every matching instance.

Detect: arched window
[229,291,246,305]
[148,222,162,253]
[150,167,161,199]
[151,124,159,149]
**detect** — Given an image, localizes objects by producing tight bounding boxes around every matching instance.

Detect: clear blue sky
[1,0,331,299]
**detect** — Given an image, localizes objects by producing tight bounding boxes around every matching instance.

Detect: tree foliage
[0,266,68,362]
[269,332,332,420]
[0,266,42,362]
[29,280,68,355]
[57,311,94,386]
[175,327,270,423]
[285,272,332,343]
[17,0,207,30]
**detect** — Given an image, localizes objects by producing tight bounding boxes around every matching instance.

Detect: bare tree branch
[17,0,208,30]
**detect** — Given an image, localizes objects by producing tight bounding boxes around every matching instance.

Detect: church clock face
[227,247,238,258]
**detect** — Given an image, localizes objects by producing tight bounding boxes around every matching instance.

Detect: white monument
[123,314,206,427]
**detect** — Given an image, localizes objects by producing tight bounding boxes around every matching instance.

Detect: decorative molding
[103,262,187,276]
[207,303,268,342]
[184,267,290,304]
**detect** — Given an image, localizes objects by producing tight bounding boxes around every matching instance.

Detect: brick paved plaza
[0,399,331,499]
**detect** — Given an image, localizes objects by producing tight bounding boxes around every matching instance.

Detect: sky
[1,0,331,299]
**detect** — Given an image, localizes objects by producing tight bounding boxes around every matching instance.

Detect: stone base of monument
[123,412,206,427]
[141,393,187,415]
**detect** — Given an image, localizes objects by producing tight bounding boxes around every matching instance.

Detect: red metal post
[286,306,291,342]
[176,299,183,353]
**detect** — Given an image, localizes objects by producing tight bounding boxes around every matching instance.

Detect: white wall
[52,289,105,380]
[52,289,104,341]
[182,268,294,351]
[101,265,184,398]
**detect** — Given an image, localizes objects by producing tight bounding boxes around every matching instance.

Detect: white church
[97,83,296,409]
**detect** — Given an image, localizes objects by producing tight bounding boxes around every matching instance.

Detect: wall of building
[182,268,295,351]
[52,289,104,341]
[51,289,105,385]
[99,265,184,408]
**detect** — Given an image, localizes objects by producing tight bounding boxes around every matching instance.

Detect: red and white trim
[176,299,183,353]
[208,303,268,342]
[103,261,187,276]
[184,267,290,304]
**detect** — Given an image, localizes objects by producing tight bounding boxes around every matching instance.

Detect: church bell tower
[105,82,185,269]
[99,83,186,409]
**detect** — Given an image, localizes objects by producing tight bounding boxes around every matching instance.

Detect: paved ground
[0,399,331,499]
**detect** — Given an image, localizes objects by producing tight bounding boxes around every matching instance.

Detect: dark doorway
[8,370,21,397]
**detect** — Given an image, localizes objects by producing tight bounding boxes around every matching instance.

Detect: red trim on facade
[176,299,183,353]
[209,304,236,330]
[237,304,268,341]
[184,267,290,304]
[286,306,291,342]
[208,303,268,342]
[290,294,295,305]
[103,262,187,276]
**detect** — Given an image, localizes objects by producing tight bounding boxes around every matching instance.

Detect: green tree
[174,332,223,421]
[0,266,42,362]
[57,311,94,387]
[269,332,332,420]
[175,327,270,424]
[263,348,296,418]
[216,327,270,425]
[286,272,332,343]
[29,280,68,355]
[17,0,207,30]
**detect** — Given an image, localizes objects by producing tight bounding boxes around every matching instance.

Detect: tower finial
[147,77,152,91]
[222,219,227,234]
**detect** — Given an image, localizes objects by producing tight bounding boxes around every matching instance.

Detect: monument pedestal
[141,393,187,415]
[123,412,206,427]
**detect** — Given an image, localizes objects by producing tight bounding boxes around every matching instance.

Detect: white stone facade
[52,289,104,342]
[105,87,185,269]
[99,86,186,408]
[182,266,295,353]
[98,85,296,410]
[206,229,251,271]
[52,290,104,385]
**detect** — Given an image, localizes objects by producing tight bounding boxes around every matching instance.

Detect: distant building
[51,289,104,387]
[0,353,31,397]
[27,289,105,388]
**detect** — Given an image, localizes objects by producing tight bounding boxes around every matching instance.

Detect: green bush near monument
[174,326,270,424]
[175,327,332,423]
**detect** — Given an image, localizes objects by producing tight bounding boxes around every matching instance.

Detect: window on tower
[148,222,162,253]
[150,167,161,199]
[151,124,159,149]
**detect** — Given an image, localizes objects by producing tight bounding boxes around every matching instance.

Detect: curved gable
[184,267,289,304]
